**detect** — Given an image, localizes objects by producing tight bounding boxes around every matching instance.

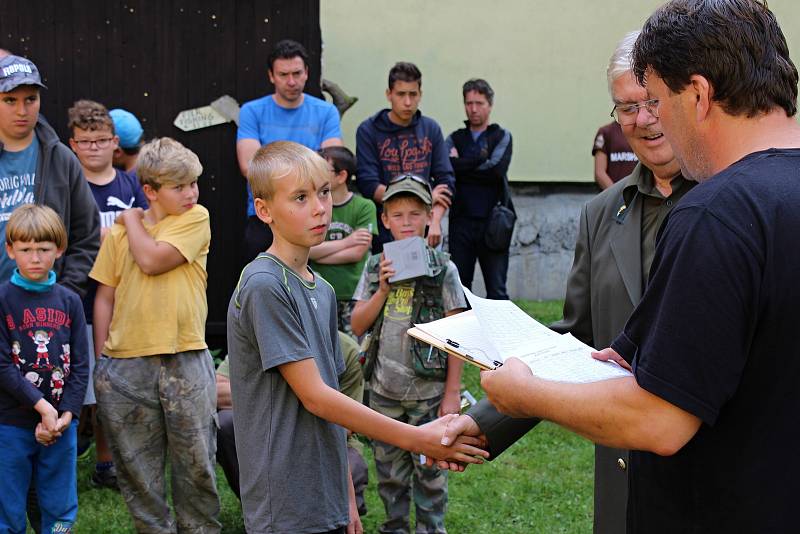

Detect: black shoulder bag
[484,173,516,252]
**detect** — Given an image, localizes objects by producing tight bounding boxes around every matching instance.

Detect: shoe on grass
[91,466,120,491]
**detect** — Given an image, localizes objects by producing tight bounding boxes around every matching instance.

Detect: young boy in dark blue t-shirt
[67,99,147,489]
[0,204,88,532]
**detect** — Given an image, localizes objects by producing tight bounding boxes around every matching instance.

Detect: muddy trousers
[94,350,221,534]
[369,392,448,534]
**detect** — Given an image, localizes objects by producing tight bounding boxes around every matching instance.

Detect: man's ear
[385,87,392,104]
[689,74,713,122]
[254,198,273,225]
[268,69,275,85]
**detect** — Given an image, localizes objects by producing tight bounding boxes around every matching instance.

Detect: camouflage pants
[94,350,221,534]
[369,392,448,534]
[337,299,356,339]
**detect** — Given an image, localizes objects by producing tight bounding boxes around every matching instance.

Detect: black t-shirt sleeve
[612,205,761,425]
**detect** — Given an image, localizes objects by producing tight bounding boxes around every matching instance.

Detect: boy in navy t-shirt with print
[0,204,89,532]
[67,99,147,490]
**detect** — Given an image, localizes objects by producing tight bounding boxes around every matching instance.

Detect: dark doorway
[1,0,323,349]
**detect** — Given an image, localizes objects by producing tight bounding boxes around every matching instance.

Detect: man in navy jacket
[446,79,513,299]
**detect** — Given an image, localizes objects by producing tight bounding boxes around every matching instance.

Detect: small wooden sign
[173,95,240,132]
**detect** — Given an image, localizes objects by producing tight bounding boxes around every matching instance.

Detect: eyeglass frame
[610,99,660,126]
[388,173,432,194]
[71,137,116,150]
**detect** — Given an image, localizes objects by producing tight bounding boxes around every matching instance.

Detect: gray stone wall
[447,184,598,301]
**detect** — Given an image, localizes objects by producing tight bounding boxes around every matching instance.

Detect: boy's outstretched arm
[279,358,488,464]
[117,209,186,275]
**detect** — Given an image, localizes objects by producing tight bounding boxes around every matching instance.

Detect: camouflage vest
[360,247,451,382]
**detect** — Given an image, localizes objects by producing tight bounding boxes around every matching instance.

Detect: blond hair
[137,137,202,190]
[248,141,329,201]
[5,204,67,249]
[67,99,114,135]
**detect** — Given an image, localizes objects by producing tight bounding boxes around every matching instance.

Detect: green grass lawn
[70,300,594,533]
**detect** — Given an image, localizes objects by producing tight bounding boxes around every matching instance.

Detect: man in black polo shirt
[438,1,800,531]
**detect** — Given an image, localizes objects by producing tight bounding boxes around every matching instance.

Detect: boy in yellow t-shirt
[90,137,220,533]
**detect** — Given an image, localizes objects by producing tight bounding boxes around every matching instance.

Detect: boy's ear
[254,198,273,225]
[55,247,65,260]
[68,137,78,153]
[380,210,390,230]
[142,183,158,203]
[4,243,14,260]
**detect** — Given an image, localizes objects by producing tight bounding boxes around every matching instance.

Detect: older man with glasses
[440,30,695,534]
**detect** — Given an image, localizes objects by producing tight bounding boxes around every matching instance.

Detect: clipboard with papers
[407,311,499,371]
[407,288,632,384]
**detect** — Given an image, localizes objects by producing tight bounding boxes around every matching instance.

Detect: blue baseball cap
[0,55,47,93]
[109,108,144,149]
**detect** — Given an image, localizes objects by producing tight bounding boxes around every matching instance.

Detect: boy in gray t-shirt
[228,253,348,533]
[227,142,487,534]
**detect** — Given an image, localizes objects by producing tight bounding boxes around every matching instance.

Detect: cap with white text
[0,55,46,93]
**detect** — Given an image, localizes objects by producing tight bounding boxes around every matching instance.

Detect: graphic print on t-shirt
[99,195,136,227]
[0,137,39,281]
[379,133,433,177]
[384,283,414,322]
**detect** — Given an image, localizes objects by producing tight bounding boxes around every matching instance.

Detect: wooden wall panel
[0,0,322,343]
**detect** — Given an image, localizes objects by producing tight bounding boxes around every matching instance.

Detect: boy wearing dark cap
[0,54,99,293]
[351,175,466,534]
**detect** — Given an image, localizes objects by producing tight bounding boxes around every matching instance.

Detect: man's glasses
[389,174,432,193]
[72,138,114,150]
[610,99,660,125]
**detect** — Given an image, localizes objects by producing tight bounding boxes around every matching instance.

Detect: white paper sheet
[448,287,632,383]
[515,333,632,383]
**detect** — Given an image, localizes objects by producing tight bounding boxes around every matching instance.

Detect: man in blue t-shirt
[236,39,342,260]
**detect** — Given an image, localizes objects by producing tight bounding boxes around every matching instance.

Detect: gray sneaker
[91,466,120,491]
